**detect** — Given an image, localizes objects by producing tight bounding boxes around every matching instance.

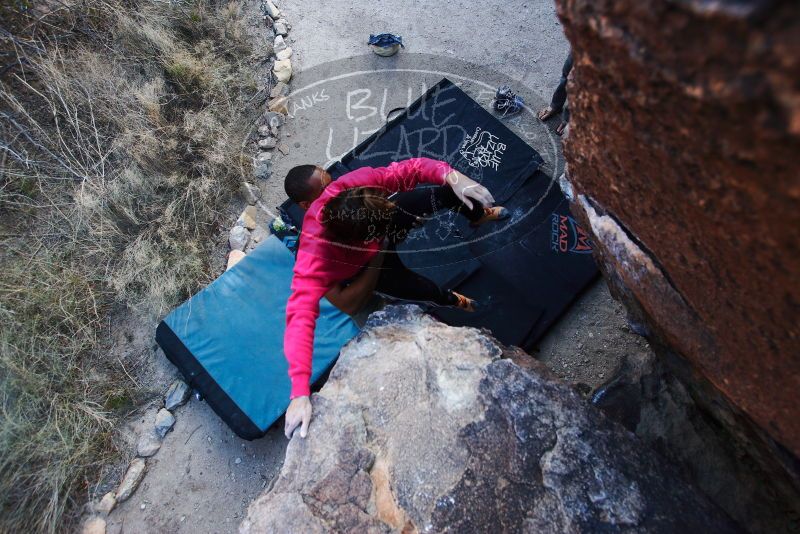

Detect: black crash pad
[279,78,597,349]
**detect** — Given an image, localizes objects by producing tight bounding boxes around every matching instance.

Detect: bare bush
[0,0,257,530]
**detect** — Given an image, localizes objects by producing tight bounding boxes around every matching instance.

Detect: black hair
[321,187,396,244]
[284,164,318,202]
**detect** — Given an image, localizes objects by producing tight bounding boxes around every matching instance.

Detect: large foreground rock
[242,306,736,533]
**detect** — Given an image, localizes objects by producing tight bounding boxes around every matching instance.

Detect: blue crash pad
[156,234,359,439]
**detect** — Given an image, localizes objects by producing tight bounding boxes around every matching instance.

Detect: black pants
[371,185,483,306]
[550,52,573,123]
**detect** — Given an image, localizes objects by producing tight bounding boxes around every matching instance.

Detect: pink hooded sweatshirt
[285,157,454,398]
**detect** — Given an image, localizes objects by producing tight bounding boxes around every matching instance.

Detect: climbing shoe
[450,291,477,312]
[470,206,511,227]
[493,85,525,116]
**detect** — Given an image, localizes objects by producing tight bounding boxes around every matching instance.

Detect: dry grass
[0,0,258,530]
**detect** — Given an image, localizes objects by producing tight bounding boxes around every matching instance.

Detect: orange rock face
[557,0,800,459]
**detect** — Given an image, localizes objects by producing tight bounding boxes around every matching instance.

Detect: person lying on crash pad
[282,157,509,439]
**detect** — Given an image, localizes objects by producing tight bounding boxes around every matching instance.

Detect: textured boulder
[556,0,800,468]
[241,306,736,533]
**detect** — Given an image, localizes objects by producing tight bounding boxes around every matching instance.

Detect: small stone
[264,0,280,18]
[273,35,287,53]
[165,379,190,410]
[273,59,292,83]
[270,82,289,99]
[268,96,289,114]
[238,206,257,230]
[273,21,288,36]
[180,516,186,522]
[277,143,290,156]
[258,137,277,150]
[140,503,146,510]
[264,111,286,128]
[227,250,246,271]
[257,125,271,137]
[255,152,272,165]
[154,408,175,438]
[82,516,106,534]
[229,225,250,251]
[240,182,261,204]
[93,492,116,516]
[275,47,292,60]
[251,226,269,244]
[270,125,280,137]
[116,458,146,502]
[254,163,272,181]
[137,429,162,458]
[235,457,242,464]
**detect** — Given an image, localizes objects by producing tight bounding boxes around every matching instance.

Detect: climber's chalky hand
[285,395,312,439]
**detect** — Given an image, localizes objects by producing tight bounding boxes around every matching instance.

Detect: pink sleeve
[284,158,452,398]
[284,270,328,398]
[336,157,452,192]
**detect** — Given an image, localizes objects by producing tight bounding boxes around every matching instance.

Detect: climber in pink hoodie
[282,158,509,439]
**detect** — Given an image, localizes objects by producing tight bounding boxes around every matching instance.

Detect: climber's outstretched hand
[445,169,495,211]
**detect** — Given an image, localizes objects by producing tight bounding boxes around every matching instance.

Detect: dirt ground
[104,1,654,532]
[536,279,654,391]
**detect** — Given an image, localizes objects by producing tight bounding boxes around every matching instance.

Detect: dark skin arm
[325,251,385,315]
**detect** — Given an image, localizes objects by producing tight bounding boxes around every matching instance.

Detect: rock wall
[555,0,800,480]
[241,306,737,533]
